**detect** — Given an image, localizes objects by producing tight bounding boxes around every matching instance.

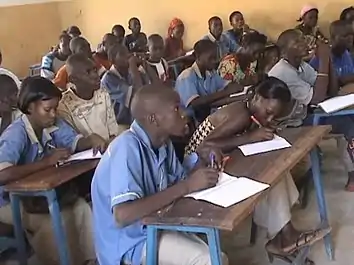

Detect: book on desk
[317,94,354,113]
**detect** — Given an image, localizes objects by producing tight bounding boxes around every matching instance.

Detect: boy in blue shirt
[175,39,243,123]
[91,84,228,265]
[0,76,106,265]
[310,20,354,86]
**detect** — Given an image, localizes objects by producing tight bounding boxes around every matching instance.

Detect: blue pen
[209,153,215,168]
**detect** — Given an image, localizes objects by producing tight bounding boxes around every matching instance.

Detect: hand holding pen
[46,144,71,166]
[209,152,230,172]
[250,115,275,141]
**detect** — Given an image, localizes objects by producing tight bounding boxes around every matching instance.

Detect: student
[310,20,354,86]
[0,49,21,89]
[165,18,185,60]
[218,31,267,84]
[175,39,243,123]
[92,84,229,265]
[112,24,126,45]
[203,16,238,62]
[259,45,281,74]
[101,44,150,127]
[41,32,71,80]
[0,76,107,265]
[67,25,82,38]
[0,75,21,134]
[268,29,354,191]
[58,54,122,140]
[93,33,119,70]
[295,5,327,61]
[340,6,354,21]
[54,37,106,90]
[224,11,250,47]
[147,34,169,81]
[125,17,148,53]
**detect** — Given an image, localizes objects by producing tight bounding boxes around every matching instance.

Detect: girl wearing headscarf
[295,5,327,61]
[164,18,186,60]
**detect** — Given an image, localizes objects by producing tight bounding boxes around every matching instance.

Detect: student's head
[67,25,82,38]
[112,24,125,41]
[66,54,100,95]
[168,18,184,39]
[277,29,308,66]
[241,31,267,61]
[340,6,354,22]
[69,37,92,58]
[299,5,319,28]
[194,39,218,71]
[131,84,188,137]
[0,75,18,111]
[128,17,141,35]
[58,32,71,57]
[229,11,245,30]
[18,76,62,128]
[250,76,291,126]
[148,34,165,61]
[108,44,129,70]
[262,45,280,72]
[102,33,119,53]
[208,16,223,40]
[330,20,353,52]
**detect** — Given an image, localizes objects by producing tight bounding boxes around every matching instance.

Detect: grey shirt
[268,59,317,105]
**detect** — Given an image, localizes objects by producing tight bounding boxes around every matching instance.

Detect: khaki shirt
[58,85,120,140]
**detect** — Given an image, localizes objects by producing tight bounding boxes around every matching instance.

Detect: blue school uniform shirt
[175,62,229,118]
[202,33,238,61]
[309,50,354,77]
[0,115,83,207]
[91,121,198,265]
[101,65,149,125]
[223,30,242,49]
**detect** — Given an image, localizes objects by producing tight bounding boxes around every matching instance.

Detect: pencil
[251,115,262,128]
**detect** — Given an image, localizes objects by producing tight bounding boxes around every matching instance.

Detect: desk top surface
[143,125,331,230]
[5,160,99,192]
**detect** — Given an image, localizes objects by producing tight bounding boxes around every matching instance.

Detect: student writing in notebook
[185,76,329,263]
[147,34,169,82]
[91,84,228,265]
[0,76,105,265]
[175,39,243,124]
[268,29,354,191]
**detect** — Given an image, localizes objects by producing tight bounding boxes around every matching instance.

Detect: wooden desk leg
[146,226,158,265]
[206,228,222,265]
[9,193,27,265]
[46,190,70,265]
[310,148,334,260]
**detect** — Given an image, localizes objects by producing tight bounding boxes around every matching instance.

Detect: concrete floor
[2,139,354,265]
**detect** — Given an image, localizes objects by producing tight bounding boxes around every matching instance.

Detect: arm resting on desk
[113,181,189,227]
[0,159,49,185]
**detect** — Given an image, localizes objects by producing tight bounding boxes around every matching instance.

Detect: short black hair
[18,76,62,114]
[229,11,243,23]
[148,34,163,44]
[128,17,140,25]
[193,39,217,58]
[102,33,118,47]
[242,31,267,47]
[69,36,89,53]
[263,44,280,58]
[66,53,91,74]
[67,25,81,36]
[256,76,291,103]
[112,24,125,34]
[59,32,71,42]
[330,20,351,38]
[107,44,128,62]
[208,16,222,27]
[340,6,354,21]
[0,74,18,94]
[276,29,301,53]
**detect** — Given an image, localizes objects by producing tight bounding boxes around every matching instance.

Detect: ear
[27,102,35,115]
[147,114,158,126]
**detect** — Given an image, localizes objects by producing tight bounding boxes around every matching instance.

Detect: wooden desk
[5,160,98,192]
[4,160,99,265]
[143,126,334,265]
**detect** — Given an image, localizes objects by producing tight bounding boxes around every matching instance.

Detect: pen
[221,156,230,172]
[251,115,262,128]
[47,143,56,149]
[209,153,215,169]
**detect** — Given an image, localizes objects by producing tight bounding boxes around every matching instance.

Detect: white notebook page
[65,149,102,163]
[318,94,354,113]
[238,135,291,156]
[185,173,269,207]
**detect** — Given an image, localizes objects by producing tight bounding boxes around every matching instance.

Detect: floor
[2,139,354,265]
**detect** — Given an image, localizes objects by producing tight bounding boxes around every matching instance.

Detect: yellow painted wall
[58,0,354,50]
[0,2,62,77]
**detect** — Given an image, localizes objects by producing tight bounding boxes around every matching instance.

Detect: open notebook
[318,94,354,113]
[64,149,102,163]
[239,135,291,156]
[185,172,269,207]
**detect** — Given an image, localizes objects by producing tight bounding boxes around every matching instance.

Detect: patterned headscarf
[168,18,184,37]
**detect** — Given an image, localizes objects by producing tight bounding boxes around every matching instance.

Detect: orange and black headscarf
[167,18,184,37]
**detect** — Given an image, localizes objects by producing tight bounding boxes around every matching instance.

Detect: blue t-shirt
[0,115,82,207]
[309,50,354,77]
[91,121,198,265]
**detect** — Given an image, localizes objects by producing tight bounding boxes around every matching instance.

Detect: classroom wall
[57,0,354,50]
[0,2,62,77]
